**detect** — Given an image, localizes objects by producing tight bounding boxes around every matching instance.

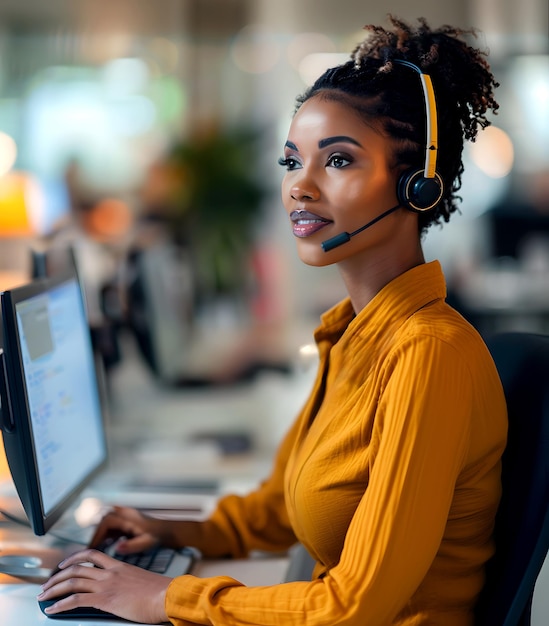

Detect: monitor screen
[0,272,107,535]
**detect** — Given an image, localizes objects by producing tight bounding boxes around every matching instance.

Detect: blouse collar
[314,260,447,347]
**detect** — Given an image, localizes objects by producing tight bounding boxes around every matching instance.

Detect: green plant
[168,127,266,297]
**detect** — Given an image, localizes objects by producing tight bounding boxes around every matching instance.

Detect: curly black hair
[295,16,500,234]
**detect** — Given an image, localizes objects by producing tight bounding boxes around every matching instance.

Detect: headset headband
[393,59,438,179]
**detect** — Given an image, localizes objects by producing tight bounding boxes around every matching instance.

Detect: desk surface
[0,332,307,625]
[0,557,288,626]
[0,512,289,626]
[0,466,290,626]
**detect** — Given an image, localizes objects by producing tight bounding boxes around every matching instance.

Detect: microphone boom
[321,204,401,252]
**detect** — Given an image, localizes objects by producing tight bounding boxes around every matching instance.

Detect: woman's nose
[290,179,320,202]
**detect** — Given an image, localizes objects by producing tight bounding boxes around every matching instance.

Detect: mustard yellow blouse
[165,261,507,625]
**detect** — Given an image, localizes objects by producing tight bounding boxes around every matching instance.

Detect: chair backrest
[284,543,316,582]
[475,332,549,626]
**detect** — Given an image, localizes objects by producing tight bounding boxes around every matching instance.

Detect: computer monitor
[0,272,108,535]
[126,243,194,384]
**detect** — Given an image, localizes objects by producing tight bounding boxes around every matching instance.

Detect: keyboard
[98,536,198,576]
[38,541,198,619]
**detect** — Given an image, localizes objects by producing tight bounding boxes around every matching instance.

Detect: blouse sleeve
[165,336,492,625]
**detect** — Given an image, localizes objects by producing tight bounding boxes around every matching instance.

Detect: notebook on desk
[0,272,198,619]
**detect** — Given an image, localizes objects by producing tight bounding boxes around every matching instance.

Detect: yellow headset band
[393,60,438,180]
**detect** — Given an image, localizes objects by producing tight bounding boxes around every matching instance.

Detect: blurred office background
[0,0,548,387]
[1,3,548,618]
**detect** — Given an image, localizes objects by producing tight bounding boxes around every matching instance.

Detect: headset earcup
[397,168,444,212]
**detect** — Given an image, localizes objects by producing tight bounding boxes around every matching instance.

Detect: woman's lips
[290,210,332,238]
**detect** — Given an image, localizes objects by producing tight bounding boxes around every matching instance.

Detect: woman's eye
[327,154,351,168]
[278,156,301,171]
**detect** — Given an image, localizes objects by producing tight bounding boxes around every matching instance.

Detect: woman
[39,16,507,625]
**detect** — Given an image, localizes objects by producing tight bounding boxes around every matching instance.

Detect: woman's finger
[37,553,172,623]
[40,562,105,596]
[89,507,150,549]
[41,591,99,615]
[113,532,158,554]
[62,549,119,569]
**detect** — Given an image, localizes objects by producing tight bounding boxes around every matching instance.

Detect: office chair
[284,543,316,583]
[475,332,549,626]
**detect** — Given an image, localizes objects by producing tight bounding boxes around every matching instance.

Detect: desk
[0,553,288,626]
[0,331,310,625]
[0,494,289,626]
[1,562,289,626]
[455,265,549,335]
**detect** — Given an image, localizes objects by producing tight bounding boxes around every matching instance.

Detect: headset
[393,59,444,212]
[320,59,446,252]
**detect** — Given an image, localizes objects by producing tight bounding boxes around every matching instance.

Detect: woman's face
[280,95,404,267]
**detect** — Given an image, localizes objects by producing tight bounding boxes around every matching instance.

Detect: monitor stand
[0,491,67,583]
[0,554,51,581]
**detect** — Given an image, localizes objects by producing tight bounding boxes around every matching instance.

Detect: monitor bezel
[0,271,108,536]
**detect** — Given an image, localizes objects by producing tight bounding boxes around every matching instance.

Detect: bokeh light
[469,125,515,178]
[298,53,349,86]
[286,32,336,71]
[230,25,281,74]
[0,132,17,177]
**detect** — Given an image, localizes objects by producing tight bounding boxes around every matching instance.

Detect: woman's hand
[90,506,164,554]
[37,549,172,624]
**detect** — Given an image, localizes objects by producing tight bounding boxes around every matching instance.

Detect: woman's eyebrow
[284,140,299,151]
[318,135,362,148]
